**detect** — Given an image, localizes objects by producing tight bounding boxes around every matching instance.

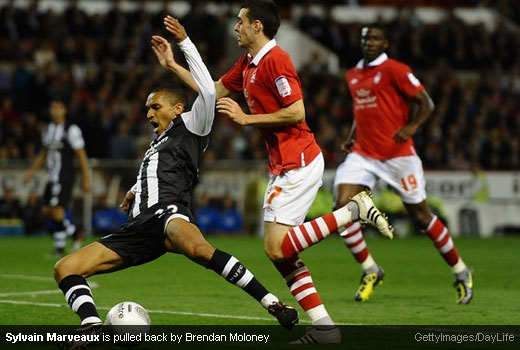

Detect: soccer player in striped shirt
[53,18,299,348]
[334,23,473,305]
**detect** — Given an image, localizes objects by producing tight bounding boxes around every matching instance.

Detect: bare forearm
[245,100,305,127]
[168,63,199,93]
[76,149,90,181]
[409,91,434,128]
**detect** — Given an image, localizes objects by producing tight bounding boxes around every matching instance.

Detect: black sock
[53,220,67,251]
[206,249,270,302]
[59,275,101,324]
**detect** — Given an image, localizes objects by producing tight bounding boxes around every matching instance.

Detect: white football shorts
[333,152,426,204]
[263,153,324,226]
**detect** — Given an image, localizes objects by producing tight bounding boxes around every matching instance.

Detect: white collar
[249,39,277,66]
[355,53,388,69]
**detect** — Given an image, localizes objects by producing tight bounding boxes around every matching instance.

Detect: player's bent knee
[264,245,285,262]
[54,256,84,282]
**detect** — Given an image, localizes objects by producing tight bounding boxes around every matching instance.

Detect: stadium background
[0,0,519,332]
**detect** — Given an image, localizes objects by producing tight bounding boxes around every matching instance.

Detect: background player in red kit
[333,23,473,305]
[203,0,392,344]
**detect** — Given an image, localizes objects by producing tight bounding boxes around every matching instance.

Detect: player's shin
[206,249,299,328]
[339,222,378,274]
[425,215,465,271]
[58,275,102,325]
[281,203,357,259]
[52,220,67,255]
[273,255,334,326]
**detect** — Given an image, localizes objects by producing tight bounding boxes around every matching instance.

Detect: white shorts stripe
[351,241,367,254]
[71,295,94,313]
[236,270,254,288]
[439,238,454,254]
[64,285,91,302]
[284,265,308,282]
[303,222,318,243]
[344,231,363,245]
[293,226,309,249]
[290,276,313,292]
[294,287,317,301]
[435,228,448,243]
[221,257,239,278]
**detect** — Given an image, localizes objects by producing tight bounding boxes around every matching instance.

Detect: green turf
[0,235,519,325]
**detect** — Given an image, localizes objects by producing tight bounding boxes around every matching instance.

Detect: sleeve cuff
[178,36,193,49]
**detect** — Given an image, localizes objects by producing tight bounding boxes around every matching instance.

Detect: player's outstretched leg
[339,222,385,302]
[205,249,299,329]
[166,218,299,329]
[422,215,474,304]
[54,242,126,349]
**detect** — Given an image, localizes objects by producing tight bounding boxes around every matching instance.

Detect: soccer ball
[106,301,151,326]
[105,301,151,345]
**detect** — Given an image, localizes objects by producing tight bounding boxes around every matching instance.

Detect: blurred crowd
[0,0,519,172]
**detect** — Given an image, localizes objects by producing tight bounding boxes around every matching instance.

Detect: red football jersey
[221,40,321,175]
[346,54,424,159]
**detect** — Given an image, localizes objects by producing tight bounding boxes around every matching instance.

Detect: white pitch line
[0,299,310,323]
[0,274,55,282]
[0,289,61,297]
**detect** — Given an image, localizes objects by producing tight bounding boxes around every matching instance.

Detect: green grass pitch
[0,235,518,326]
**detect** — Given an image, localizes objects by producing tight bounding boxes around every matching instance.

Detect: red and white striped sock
[273,256,331,324]
[339,222,377,272]
[425,215,466,273]
[281,206,352,259]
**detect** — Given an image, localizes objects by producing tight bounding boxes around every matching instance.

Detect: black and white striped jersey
[41,122,85,184]
[130,37,216,219]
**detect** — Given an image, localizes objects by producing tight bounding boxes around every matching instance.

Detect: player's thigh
[263,154,324,227]
[55,242,125,282]
[333,152,377,206]
[165,217,215,265]
[381,155,427,204]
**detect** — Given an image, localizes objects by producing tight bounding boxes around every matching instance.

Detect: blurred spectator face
[361,27,388,61]
[49,101,67,124]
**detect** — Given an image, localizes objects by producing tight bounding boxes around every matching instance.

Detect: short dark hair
[241,0,281,39]
[362,23,388,40]
[151,84,187,107]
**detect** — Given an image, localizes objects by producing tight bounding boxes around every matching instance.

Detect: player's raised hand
[119,190,135,214]
[393,125,418,143]
[217,98,249,125]
[164,15,187,43]
[151,35,177,71]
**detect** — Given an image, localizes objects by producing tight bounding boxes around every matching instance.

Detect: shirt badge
[275,76,291,97]
[374,72,382,84]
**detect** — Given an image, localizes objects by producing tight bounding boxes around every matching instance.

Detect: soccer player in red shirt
[334,24,473,305]
[209,1,395,344]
